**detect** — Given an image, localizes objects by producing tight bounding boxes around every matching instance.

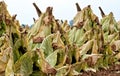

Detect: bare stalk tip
[75,3,81,12]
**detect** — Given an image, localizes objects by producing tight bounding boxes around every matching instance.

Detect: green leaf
[95,57,104,69]
[76,30,91,46]
[40,34,54,57]
[73,62,88,72]
[13,52,33,76]
[55,49,66,68]
[37,47,57,75]
[101,12,118,33]
[30,71,46,76]
[56,66,69,76]
[43,24,51,37]
[74,28,84,44]
[13,39,21,63]
[79,39,93,55]
[27,14,45,40]
[68,27,76,44]
[5,50,14,76]
[83,19,92,31]
[46,50,58,67]
[0,21,6,36]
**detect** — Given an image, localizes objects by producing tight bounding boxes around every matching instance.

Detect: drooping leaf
[56,66,70,76]
[79,39,93,55]
[5,48,14,76]
[0,21,6,36]
[30,71,46,76]
[37,49,57,75]
[13,52,33,76]
[46,50,58,67]
[40,34,54,57]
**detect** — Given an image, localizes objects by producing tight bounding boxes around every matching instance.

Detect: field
[0,1,120,76]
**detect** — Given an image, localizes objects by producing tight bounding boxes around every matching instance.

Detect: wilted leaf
[72,62,88,72]
[111,40,120,51]
[40,34,54,57]
[56,66,69,76]
[92,39,98,54]
[0,21,6,36]
[5,48,14,76]
[115,53,120,59]
[30,71,46,76]
[79,39,93,55]
[13,52,33,76]
[46,50,58,67]
[52,31,65,49]
[37,49,57,75]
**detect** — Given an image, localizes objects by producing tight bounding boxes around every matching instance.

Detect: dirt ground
[79,64,120,76]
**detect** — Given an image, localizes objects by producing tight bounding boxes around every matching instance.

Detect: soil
[79,64,120,76]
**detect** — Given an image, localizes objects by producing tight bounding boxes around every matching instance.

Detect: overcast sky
[2,0,120,25]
